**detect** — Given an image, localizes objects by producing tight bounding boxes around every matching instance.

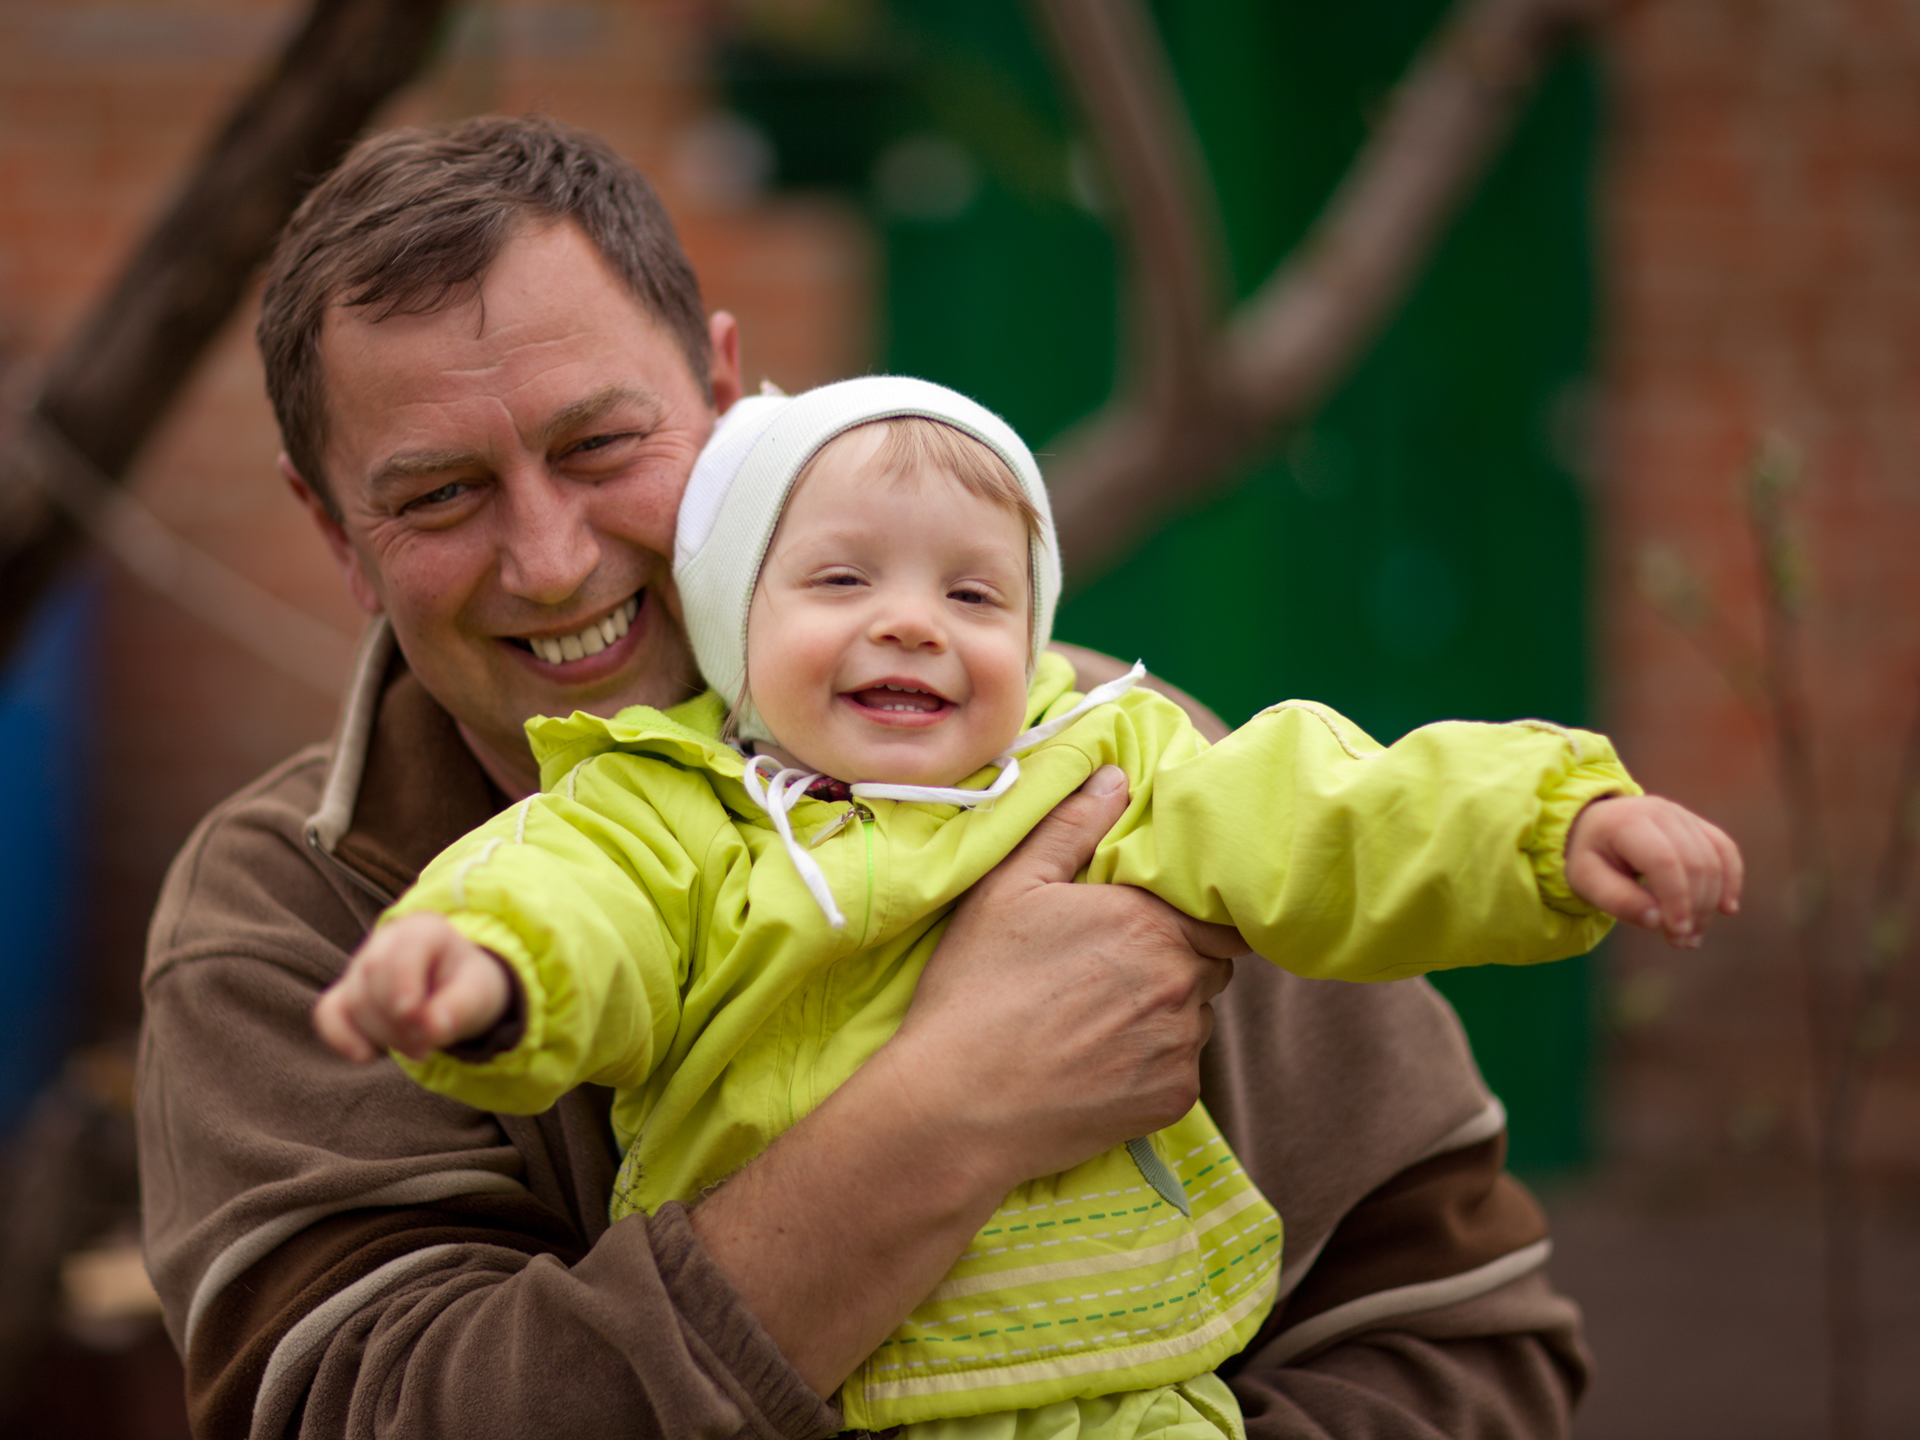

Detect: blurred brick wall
[1601,0,1920,1186]
[0,0,874,1038]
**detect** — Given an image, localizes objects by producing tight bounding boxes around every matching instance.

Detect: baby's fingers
[420,949,513,1050]
[313,980,382,1063]
[1709,819,1745,914]
[1567,851,1665,933]
[1628,822,1716,945]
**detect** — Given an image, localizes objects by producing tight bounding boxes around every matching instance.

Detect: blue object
[0,575,97,1132]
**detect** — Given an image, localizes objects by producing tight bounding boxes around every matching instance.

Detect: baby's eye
[816,571,865,588]
[950,585,995,605]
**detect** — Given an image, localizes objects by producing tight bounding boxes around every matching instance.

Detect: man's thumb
[996,765,1130,887]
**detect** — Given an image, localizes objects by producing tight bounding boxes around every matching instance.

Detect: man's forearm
[689,1038,1018,1398]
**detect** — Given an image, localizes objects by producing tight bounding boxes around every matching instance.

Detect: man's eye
[570,433,623,455]
[410,481,470,508]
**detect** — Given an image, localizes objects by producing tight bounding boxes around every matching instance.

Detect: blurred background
[0,0,1915,1435]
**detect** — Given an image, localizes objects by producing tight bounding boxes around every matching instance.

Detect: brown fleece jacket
[137,626,1588,1439]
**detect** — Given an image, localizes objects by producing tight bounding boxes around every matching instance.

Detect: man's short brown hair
[257,114,711,516]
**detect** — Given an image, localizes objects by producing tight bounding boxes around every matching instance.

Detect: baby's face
[745,426,1032,787]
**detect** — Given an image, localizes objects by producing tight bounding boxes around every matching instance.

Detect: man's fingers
[1171,912,1249,966]
[988,766,1131,889]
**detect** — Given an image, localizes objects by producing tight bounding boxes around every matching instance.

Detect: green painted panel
[725,1,1601,1172]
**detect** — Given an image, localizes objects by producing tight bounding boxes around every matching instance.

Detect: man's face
[293,219,740,790]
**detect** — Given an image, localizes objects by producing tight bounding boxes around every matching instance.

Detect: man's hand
[890,762,1247,1190]
[314,913,513,1062]
[690,763,1244,1397]
[1566,794,1744,948]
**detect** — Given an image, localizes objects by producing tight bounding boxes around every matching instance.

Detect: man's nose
[496,469,602,604]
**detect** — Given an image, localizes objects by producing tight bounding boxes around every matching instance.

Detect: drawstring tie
[741,663,1145,928]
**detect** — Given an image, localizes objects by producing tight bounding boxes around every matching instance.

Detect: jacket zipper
[853,802,875,943]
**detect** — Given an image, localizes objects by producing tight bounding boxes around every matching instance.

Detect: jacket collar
[303,616,508,904]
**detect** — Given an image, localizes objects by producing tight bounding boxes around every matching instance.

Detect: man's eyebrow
[373,448,485,486]
[368,386,666,492]
[539,384,664,446]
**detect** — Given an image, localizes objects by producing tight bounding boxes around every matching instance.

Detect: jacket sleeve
[387,759,707,1113]
[138,762,840,1440]
[1088,699,1640,982]
[1196,954,1589,1439]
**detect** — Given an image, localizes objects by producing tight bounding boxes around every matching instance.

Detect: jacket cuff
[645,1202,846,1437]
[1523,728,1644,917]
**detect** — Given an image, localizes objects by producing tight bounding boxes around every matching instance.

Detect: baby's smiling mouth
[846,683,948,713]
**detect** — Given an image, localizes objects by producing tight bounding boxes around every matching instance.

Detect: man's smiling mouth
[510,593,641,665]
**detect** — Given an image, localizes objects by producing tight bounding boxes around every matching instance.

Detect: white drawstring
[1004,661,1144,754]
[848,754,1021,807]
[742,663,1146,928]
[742,755,848,929]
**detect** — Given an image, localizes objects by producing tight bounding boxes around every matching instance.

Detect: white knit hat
[674,375,1061,743]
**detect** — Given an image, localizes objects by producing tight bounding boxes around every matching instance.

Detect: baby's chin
[787,744,1008,791]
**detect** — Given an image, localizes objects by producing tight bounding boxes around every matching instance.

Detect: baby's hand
[1565,795,1744,948]
[314,913,512,1063]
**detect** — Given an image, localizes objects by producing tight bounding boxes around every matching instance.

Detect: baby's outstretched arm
[314,913,513,1062]
[1565,795,1744,948]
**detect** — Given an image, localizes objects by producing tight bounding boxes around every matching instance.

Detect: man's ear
[280,452,384,617]
[708,310,744,416]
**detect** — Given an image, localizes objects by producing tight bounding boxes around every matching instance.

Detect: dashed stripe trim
[927,1231,1200,1304]
[1265,1238,1553,1365]
[864,1263,1280,1404]
[1188,1184,1272,1241]
[183,1170,525,1352]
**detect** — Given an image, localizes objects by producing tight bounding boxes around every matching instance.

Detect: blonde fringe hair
[804,415,1044,539]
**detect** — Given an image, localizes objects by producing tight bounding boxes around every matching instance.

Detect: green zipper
[853,802,876,942]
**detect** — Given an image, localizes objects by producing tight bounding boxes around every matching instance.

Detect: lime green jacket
[392,652,1634,1428]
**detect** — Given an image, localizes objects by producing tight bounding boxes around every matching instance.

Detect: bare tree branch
[0,0,452,666]
[1035,0,1601,586]
[1037,0,1228,421]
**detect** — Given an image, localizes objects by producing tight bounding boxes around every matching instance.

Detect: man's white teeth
[531,595,639,665]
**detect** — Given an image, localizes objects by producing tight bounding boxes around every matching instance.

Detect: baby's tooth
[560,634,585,662]
[581,627,608,656]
